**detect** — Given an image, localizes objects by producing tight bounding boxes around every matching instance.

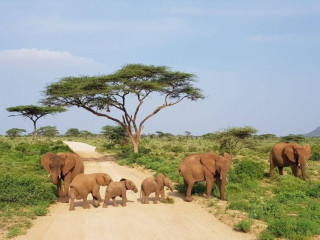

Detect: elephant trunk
[51,173,60,185]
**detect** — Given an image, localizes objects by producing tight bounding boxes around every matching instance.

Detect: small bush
[235,219,254,232]
[233,159,265,180]
[309,152,320,161]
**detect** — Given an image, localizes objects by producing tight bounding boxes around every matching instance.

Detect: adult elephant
[178,152,232,202]
[269,142,311,180]
[41,152,84,202]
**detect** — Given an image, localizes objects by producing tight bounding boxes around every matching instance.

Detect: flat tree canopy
[42,64,204,152]
[6,105,66,142]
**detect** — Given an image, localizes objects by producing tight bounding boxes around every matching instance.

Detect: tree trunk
[132,140,139,153]
[33,121,37,143]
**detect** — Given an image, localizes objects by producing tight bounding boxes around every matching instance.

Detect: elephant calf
[141,174,174,204]
[103,178,138,207]
[69,173,113,211]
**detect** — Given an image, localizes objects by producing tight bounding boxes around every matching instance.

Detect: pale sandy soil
[14,141,256,240]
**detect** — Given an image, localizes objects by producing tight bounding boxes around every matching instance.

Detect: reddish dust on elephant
[40,152,84,203]
[179,152,233,202]
[269,142,311,180]
[69,173,113,211]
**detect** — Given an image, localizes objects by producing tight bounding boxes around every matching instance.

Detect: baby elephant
[69,173,112,211]
[141,174,174,204]
[103,178,138,207]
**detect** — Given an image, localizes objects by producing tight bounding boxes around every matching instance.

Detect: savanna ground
[0,135,320,240]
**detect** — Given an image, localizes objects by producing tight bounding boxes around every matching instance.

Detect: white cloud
[0,48,105,70]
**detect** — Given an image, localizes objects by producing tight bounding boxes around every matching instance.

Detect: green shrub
[309,152,320,161]
[266,217,320,240]
[235,219,254,232]
[0,175,56,205]
[233,159,265,180]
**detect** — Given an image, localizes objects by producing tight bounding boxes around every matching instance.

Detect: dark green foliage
[280,135,305,143]
[0,176,56,205]
[6,128,26,138]
[101,125,128,144]
[309,152,320,161]
[37,126,59,137]
[231,159,265,181]
[214,126,258,155]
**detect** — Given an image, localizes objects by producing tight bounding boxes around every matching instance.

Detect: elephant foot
[185,196,194,202]
[83,205,90,209]
[153,201,158,204]
[69,207,75,211]
[93,201,100,208]
[113,204,119,207]
[205,195,213,199]
[102,203,108,208]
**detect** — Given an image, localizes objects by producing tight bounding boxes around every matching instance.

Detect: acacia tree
[42,64,204,152]
[6,105,66,143]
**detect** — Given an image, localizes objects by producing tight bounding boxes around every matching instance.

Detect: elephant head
[121,178,138,193]
[156,174,174,191]
[284,144,311,180]
[41,152,76,185]
[96,173,113,186]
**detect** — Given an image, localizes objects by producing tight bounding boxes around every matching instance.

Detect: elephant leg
[141,189,147,204]
[269,161,274,177]
[69,188,76,211]
[216,178,227,200]
[83,197,90,209]
[103,193,110,208]
[144,193,150,204]
[160,188,165,201]
[278,167,284,175]
[185,180,195,202]
[112,197,119,207]
[59,174,71,203]
[206,179,214,199]
[122,191,127,207]
[92,186,102,207]
[290,165,299,177]
[154,190,160,204]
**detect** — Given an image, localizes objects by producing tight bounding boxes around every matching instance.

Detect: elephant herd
[40,142,311,210]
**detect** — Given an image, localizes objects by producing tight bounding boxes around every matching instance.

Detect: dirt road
[15,141,255,240]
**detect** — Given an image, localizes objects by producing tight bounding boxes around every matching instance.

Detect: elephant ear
[41,152,55,174]
[284,145,296,163]
[125,180,133,190]
[61,153,76,176]
[200,153,218,174]
[96,174,107,186]
[155,174,165,186]
[303,144,312,160]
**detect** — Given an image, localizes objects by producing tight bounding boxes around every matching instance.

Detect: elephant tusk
[48,174,51,178]
[59,175,61,179]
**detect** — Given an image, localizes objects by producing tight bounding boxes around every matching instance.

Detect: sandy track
[14,141,255,240]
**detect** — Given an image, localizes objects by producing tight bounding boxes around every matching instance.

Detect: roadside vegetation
[0,137,71,239]
[1,128,320,239]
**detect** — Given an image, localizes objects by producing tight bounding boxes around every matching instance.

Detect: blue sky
[0,0,319,136]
